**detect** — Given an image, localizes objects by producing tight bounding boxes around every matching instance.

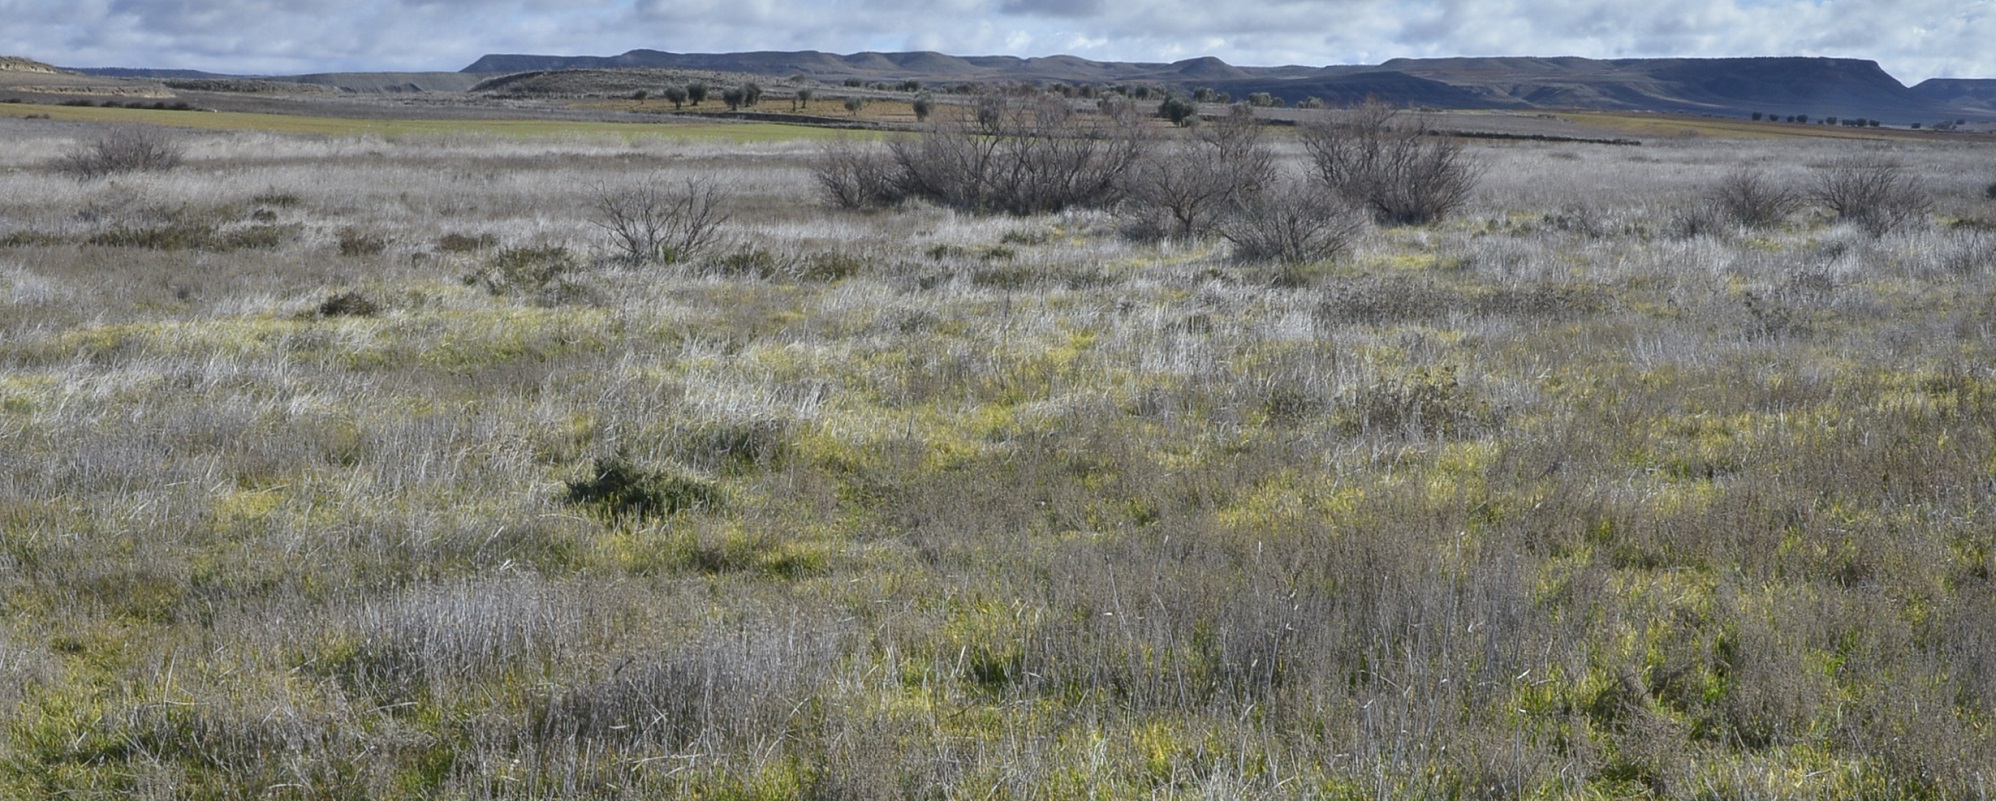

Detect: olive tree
[1157,94,1198,127]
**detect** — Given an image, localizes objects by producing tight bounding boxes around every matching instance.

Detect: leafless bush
[1706,166,1801,229]
[588,174,730,264]
[1811,156,1931,235]
[891,92,1150,215]
[1219,176,1367,264]
[1300,101,1476,225]
[812,137,905,210]
[1121,104,1273,241]
[56,125,183,179]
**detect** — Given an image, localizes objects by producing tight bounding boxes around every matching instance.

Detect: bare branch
[1300,101,1477,225]
[588,175,731,265]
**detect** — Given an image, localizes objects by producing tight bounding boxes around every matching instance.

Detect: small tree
[742,82,762,107]
[1752,111,1763,121]
[686,82,708,106]
[975,93,1006,129]
[589,175,731,264]
[1158,94,1198,127]
[661,86,688,109]
[721,87,747,111]
[911,93,934,122]
[842,95,866,116]
[793,87,813,111]
[1300,100,1477,225]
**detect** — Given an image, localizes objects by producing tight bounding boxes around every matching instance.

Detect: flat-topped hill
[460,49,1994,122]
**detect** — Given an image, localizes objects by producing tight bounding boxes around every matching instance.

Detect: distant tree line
[1748,110,1972,130]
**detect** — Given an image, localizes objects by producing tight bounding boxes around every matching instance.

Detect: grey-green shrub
[56,125,183,180]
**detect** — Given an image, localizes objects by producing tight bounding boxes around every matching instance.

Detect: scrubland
[2,113,1996,799]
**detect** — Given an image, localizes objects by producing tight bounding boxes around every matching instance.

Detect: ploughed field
[2,108,1996,798]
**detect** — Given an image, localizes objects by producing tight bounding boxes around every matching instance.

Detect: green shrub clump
[565,452,720,520]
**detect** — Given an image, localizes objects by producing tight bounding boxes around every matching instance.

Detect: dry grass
[2,114,1996,799]
[0,100,848,141]
[1555,110,1974,142]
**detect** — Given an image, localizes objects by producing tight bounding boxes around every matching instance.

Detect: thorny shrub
[1300,100,1477,225]
[56,125,183,180]
[588,175,731,264]
[1811,156,1931,235]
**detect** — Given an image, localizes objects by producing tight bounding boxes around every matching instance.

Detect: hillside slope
[1911,78,1996,115]
[1,55,175,98]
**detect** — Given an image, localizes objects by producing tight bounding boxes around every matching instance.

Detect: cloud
[0,0,1990,80]
[999,0,1106,18]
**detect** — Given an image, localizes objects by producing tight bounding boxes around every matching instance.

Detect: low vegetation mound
[565,452,721,520]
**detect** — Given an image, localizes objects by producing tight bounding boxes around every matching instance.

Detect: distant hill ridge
[461,49,1995,122]
[0,56,67,74]
[1911,78,1996,114]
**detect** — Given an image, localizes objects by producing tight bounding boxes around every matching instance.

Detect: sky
[3,0,1992,82]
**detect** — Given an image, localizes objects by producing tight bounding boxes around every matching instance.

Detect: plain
[2,107,1996,799]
